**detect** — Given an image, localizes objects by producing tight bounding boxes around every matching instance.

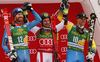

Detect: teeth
[19,18,22,19]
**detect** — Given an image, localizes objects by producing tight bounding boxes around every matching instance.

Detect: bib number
[73,36,78,43]
[17,36,23,43]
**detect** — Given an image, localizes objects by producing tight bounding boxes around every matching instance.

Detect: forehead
[78,17,87,20]
[43,18,50,21]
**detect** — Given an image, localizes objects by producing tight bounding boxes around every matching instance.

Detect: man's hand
[86,52,95,61]
[8,50,18,62]
[90,13,96,20]
[60,0,70,16]
[21,2,33,12]
[60,0,70,10]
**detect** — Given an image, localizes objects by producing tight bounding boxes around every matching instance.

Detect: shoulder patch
[68,21,73,25]
[23,24,27,27]
[73,25,76,27]
[10,26,14,29]
[85,29,88,33]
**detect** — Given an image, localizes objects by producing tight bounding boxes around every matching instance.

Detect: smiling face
[42,18,50,28]
[14,13,23,23]
[77,17,87,26]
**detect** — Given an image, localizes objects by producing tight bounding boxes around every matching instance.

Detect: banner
[0,3,99,62]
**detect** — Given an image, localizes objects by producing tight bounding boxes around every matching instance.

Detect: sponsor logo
[5,20,9,24]
[60,34,68,39]
[61,40,66,42]
[61,47,67,52]
[18,8,22,11]
[4,16,8,21]
[39,39,53,45]
[28,36,36,41]
[44,13,48,17]
[4,52,9,58]
[0,12,11,17]
[61,60,66,62]
[29,49,37,54]
[17,28,24,32]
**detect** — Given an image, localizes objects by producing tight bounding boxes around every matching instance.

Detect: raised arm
[27,10,41,31]
[21,2,42,31]
[56,0,69,32]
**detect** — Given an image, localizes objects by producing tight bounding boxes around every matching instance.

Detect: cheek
[21,15,24,18]
[82,21,86,24]
[48,21,50,24]
[43,22,46,25]
[84,20,86,23]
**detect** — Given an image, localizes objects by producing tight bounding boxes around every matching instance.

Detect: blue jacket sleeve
[27,10,42,31]
[2,30,10,54]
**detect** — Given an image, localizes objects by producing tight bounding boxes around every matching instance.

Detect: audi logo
[0,12,11,17]
[60,34,68,39]
[61,47,67,52]
[4,52,9,58]
[28,36,36,41]
[61,60,66,62]
[29,49,37,54]
[39,39,53,45]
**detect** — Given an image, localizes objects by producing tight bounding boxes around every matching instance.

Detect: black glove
[90,13,96,20]
[21,2,33,12]
[60,0,70,10]
[60,0,70,17]
[7,50,18,62]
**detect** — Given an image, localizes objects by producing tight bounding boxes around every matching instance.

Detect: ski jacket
[2,10,42,53]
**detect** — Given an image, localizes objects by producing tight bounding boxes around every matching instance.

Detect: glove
[8,50,18,62]
[60,0,70,16]
[23,11,28,23]
[90,13,96,20]
[86,52,95,61]
[60,0,70,10]
[21,2,33,12]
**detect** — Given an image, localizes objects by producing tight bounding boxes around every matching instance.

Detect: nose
[19,14,23,17]
[46,21,50,24]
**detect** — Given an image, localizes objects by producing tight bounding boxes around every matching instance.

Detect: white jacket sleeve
[56,19,65,32]
[30,26,40,34]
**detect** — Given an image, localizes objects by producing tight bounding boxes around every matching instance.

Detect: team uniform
[30,19,65,62]
[65,21,96,62]
[2,10,42,62]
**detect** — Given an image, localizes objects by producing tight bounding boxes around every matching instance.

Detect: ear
[77,18,79,23]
